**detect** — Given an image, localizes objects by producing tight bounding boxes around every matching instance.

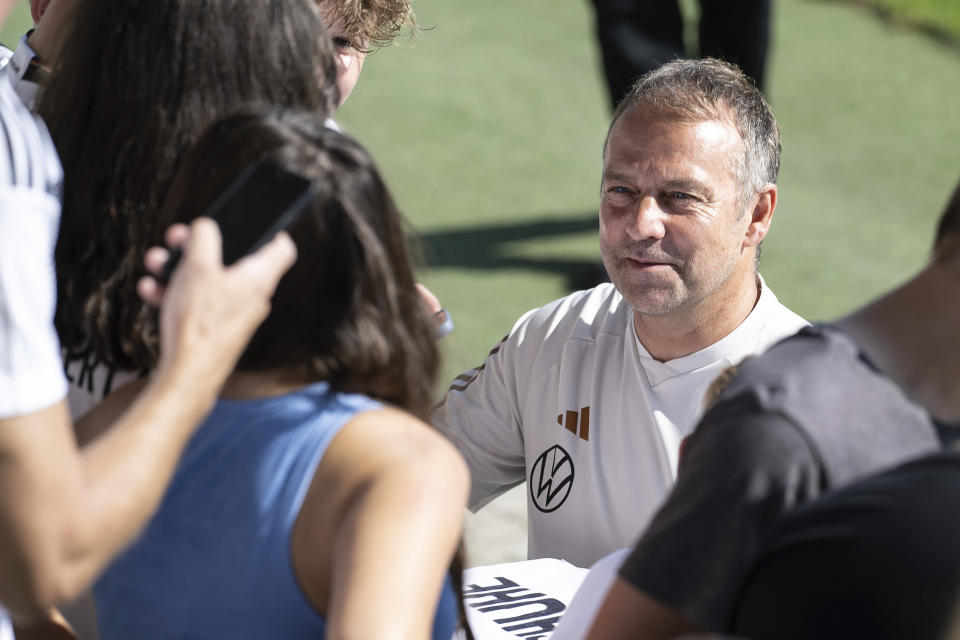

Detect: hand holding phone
[159,159,318,282]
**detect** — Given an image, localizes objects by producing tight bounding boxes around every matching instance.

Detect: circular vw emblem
[529,444,575,513]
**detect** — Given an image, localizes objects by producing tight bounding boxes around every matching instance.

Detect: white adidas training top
[435,280,807,568]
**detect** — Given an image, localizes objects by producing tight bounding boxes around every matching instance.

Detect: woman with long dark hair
[38,0,338,415]
[80,110,469,639]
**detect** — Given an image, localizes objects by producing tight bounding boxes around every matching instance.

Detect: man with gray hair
[436,58,807,569]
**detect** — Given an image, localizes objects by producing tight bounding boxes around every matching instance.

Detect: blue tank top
[95,381,458,639]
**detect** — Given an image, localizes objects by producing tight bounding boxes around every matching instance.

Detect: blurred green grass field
[4,0,958,388]
[339,0,960,385]
[0,1,29,45]
[860,0,960,39]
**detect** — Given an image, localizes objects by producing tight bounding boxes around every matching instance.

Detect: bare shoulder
[291,405,468,615]
[326,406,470,487]
[298,405,469,541]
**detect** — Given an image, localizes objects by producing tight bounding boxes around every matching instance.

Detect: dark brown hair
[158,109,470,634]
[934,177,960,259]
[159,110,439,420]
[41,0,338,372]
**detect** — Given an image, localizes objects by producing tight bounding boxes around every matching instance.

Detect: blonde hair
[319,0,416,49]
[703,358,753,411]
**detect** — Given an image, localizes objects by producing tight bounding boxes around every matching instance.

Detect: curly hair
[318,0,416,49]
[40,0,338,373]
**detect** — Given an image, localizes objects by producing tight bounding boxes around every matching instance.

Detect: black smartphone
[159,159,318,282]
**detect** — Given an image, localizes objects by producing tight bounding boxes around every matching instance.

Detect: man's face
[320,8,367,108]
[599,107,756,319]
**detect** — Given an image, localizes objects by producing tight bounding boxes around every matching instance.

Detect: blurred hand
[415,284,443,316]
[416,284,454,338]
[138,218,297,392]
[12,607,77,640]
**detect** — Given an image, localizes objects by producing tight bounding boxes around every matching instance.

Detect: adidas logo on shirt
[557,406,590,441]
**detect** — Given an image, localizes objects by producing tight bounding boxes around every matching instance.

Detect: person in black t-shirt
[732,451,960,640]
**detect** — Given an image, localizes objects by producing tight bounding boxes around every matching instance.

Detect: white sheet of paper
[462,558,588,640]
[549,547,631,640]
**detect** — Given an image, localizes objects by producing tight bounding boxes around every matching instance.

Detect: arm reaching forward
[0,220,295,617]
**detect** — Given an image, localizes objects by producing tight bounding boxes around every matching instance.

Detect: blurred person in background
[313,0,454,333]
[317,0,416,111]
[589,0,771,109]
[1,0,413,114]
[0,0,73,109]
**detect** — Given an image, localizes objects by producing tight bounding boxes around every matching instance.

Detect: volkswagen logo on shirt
[529,445,574,513]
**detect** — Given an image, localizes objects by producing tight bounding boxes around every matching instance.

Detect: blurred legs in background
[589,0,772,108]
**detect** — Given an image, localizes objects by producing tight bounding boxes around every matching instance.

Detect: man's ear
[31,0,51,24]
[743,184,776,249]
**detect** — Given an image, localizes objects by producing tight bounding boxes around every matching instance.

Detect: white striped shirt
[0,607,10,640]
[0,34,42,111]
[0,73,67,418]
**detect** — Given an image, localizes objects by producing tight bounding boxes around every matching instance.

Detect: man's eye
[668,192,693,200]
[333,36,353,49]
[607,186,631,194]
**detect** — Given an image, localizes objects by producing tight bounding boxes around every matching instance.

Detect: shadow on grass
[813,0,960,49]
[418,212,607,290]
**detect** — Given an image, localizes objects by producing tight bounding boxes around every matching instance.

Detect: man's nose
[627,196,666,241]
